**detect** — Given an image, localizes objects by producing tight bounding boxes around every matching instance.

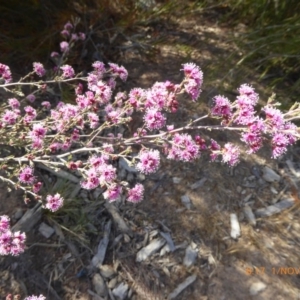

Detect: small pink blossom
[80,168,100,190]
[33,62,46,77]
[0,215,10,233]
[103,184,122,202]
[2,110,19,125]
[41,101,51,109]
[19,166,35,184]
[60,41,69,53]
[271,133,289,158]
[144,108,166,130]
[8,98,20,109]
[78,32,86,40]
[60,65,75,78]
[0,63,12,83]
[136,150,160,174]
[26,94,36,103]
[211,95,232,121]
[108,63,128,81]
[238,84,258,105]
[45,193,64,212]
[33,182,43,193]
[60,29,70,37]
[64,21,73,30]
[222,143,240,166]
[127,183,144,203]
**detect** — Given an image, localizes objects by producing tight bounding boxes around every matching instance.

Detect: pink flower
[210,139,221,161]
[71,33,78,41]
[33,182,43,193]
[49,142,62,153]
[51,51,59,58]
[108,63,128,81]
[222,143,240,166]
[241,131,263,154]
[45,193,64,212]
[238,84,258,105]
[92,61,106,76]
[136,150,160,174]
[24,106,37,122]
[182,63,203,101]
[26,94,36,103]
[64,21,73,30]
[78,32,86,40]
[129,88,145,108]
[211,95,232,121]
[41,101,51,109]
[167,134,200,162]
[272,133,289,158]
[60,65,75,78]
[29,123,47,139]
[90,81,112,104]
[60,29,70,37]
[263,106,284,130]
[2,110,19,125]
[103,184,122,202]
[127,183,144,203]
[60,41,69,53]
[33,62,46,77]
[80,168,100,190]
[19,166,35,184]
[0,215,10,233]
[144,108,166,130]
[87,112,99,129]
[99,164,116,185]
[8,98,20,109]
[0,63,12,83]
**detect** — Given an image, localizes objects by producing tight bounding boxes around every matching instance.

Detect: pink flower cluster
[166,133,200,162]
[0,63,12,83]
[210,84,299,158]
[182,63,203,101]
[33,62,46,77]
[44,193,64,212]
[0,215,26,256]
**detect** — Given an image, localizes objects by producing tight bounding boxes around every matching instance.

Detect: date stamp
[245,266,300,275]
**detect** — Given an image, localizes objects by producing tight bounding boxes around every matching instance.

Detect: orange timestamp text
[245,266,300,275]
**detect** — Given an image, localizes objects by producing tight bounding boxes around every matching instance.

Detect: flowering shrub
[0,20,299,263]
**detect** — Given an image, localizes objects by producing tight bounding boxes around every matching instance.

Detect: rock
[190,178,207,190]
[108,277,118,289]
[136,238,166,262]
[173,177,182,184]
[262,166,281,182]
[168,274,197,300]
[112,283,129,300]
[249,281,266,296]
[38,222,55,238]
[230,213,241,239]
[92,273,108,298]
[98,264,116,279]
[183,244,198,267]
[255,198,294,217]
[181,195,192,210]
[243,206,256,226]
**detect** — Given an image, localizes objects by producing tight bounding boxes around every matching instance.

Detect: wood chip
[105,203,133,237]
[92,220,111,267]
[136,238,166,262]
[230,213,241,239]
[255,198,294,217]
[168,274,197,299]
[12,203,42,232]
